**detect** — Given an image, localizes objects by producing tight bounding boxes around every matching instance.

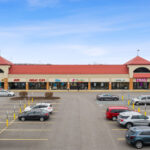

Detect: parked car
[97,94,119,101]
[106,106,129,121]
[117,111,150,129]
[126,126,150,149]
[131,95,150,105]
[24,103,53,114]
[18,109,49,121]
[0,90,15,97]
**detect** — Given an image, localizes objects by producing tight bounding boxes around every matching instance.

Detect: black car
[97,94,119,101]
[18,109,49,121]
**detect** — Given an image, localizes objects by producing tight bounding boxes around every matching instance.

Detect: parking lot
[0,92,150,150]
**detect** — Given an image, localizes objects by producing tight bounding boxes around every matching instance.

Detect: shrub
[45,92,53,98]
[19,92,28,98]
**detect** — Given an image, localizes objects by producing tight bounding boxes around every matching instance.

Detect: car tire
[126,123,133,129]
[21,117,25,121]
[113,98,118,101]
[112,116,117,121]
[40,117,44,122]
[135,141,143,149]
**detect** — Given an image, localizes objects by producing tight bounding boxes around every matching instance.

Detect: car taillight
[120,119,124,122]
[130,136,135,140]
[45,113,49,116]
[48,107,51,109]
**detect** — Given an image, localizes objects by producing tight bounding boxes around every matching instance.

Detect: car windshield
[128,129,136,135]
[137,96,142,99]
[119,115,129,119]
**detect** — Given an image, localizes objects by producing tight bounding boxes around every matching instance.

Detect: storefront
[9,82,26,90]
[133,78,149,89]
[50,82,67,90]
[91,82,109,90]
[0,55,150,91]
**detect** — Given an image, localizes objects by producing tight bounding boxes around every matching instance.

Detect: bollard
[132,103,135,110]
[6,111,8,127]
[14,113,16,120]
[28,100,30,106]
[32,98,33,103]
[145,111,147,116]
[138,107,140,113]
[13,106,16,120]
[24,104,26,109]
[128,100,130,106]
[122,96,124,101]
[19,107,22,113]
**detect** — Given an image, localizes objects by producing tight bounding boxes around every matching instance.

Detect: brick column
[129,78,133,90]
[67,82,70,90]
[109,82,112,90]
[26,82,29,91]
[46,82,50,90]
[88,82,91,90]
[4,78,8,90]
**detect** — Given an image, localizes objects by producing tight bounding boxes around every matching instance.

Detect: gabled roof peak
[0,56,13,65]
[125,56,150,65]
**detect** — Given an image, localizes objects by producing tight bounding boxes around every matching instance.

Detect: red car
[106,106,129,121]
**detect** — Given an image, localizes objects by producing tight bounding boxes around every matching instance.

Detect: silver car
[0,90,15,97]
[131,95,150,105]
[117,111,150,129]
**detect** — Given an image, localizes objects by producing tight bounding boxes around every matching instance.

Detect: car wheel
[126,123,133,129]
[113,98,118,101]
[112,116,117,121]
[135,141,143,149]
[21,117,25,121]
[40,117,44,122]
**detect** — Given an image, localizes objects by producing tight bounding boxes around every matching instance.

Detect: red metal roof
[125,56,150,65]
[0,56,13,65]
[133,73,150,78]
[9,64,128,74]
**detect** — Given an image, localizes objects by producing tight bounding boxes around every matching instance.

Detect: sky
[0,0,150,64]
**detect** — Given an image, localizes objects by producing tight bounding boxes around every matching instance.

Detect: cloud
[27,0,60,7]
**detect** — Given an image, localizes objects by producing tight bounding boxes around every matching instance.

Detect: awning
[133,73,150,78]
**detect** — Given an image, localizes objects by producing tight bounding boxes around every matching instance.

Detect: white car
[24,103,53,114]
[117,111,150,129]
[0,90,15,97]
[131,95,150,105]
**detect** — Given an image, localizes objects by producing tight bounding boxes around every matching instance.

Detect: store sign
[29,79,46,82]
[55,79,61,82]
[136,78,147,82]
[72,78,85,82]
[14,79,20,82]
[115,79,126,82]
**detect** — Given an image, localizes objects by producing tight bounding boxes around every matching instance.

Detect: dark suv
[126,126,150,149]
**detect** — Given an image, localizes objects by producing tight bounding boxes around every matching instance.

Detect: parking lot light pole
[128,100,130,106]
[32,98,34,103]
[138,107,140,113]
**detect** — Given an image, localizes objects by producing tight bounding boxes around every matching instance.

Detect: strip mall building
[0,56,150,91]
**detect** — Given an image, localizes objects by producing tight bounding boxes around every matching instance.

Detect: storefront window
[112,82,129,89]
[133,82,149,89]
[29,82,46,90]
[91,82,109,90]
[9,82,26,90]
[70,82,88,90]
[50,82,67,90]
[0,82,4,89]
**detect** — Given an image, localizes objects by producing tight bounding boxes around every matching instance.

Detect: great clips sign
[29,79,46,82]
[136,78,147,82]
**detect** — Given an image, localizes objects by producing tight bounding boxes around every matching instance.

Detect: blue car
[126,126,150,149]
